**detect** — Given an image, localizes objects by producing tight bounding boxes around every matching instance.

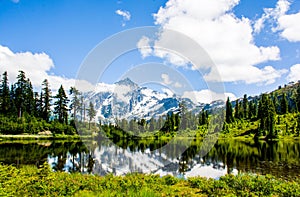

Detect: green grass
[0,163,299,196]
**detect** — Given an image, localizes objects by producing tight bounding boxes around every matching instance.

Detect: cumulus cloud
[277,12,300,42]
[254,0,290,33]
[0,45,92,93]
[287,64,300,82]
[183,89,236,104]
[254,0,300,42]
[160,73,184,89]
[115,9,131,26]
[142,0,285,85]
[161,73,172,85]
[137,36,153,58]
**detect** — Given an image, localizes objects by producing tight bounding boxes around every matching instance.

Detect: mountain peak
[115,78,138,87]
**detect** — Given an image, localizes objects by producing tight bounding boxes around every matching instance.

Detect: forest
[0,70,300,140]
[0,70,96,135]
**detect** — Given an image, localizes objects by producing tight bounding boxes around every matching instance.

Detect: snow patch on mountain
[82,78,225,122]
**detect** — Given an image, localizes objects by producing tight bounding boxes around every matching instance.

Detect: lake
[1,136,299,180]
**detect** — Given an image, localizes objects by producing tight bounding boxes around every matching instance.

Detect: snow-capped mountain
[83,78,223,123]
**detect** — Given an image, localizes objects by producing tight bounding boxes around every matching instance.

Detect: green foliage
[226,97,234,123]
[41,79,52,121]
[189,174,300,197]
[0,115,76,135]
[54,85,69,124]
[0,163,299,196]
[87,101,96,129]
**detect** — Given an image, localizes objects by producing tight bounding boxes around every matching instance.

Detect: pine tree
[9,84,17,115]
[149,118,156,132]
[271,93,280,114]
[242,94,248,119]
[296,114,300,137]
[296,85,300,112]
[179,101,187,130]
[69,87,81,122]
[41,79,52,121]
[199,109,208,126]
[33,92,40,117]
[280,93,288,114]
[54,85,69,124]
[235,100,240,119]
[258,94,276,138]
[0,71,10,114]
[248,100,257,120]
[15,71,27,117]
[87,101,96,129]
[138,118,146,132]
[225,97,234,123]
[24,79,35,115]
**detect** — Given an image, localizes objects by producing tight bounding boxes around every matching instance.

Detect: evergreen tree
[33,92,40,117]
[258,94,276,138]
[235,100,240,119]
[297,85,300,112]
[248,100,257,120]
[69,87,81,122]
[80,96,84,122]
[225,97,234,123]
[179,101,187,130]
[41,79,52,121]
[15,71,27,117]
[280,93,288,114]
[242,94,248,119]
[199,109,208,126]
[271,93,280,114]
[9,84,17,115]
[0,71,10,114]
[87,101,96,129]
[138,118,146,132]
[37,91,44,118]
[24,79,35,115]
[175,113,180,131]
[54,85,69,124]
[296,114,300,137]
[149,118,156,132]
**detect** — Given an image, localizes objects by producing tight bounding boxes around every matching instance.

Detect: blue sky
[0,0,300,102]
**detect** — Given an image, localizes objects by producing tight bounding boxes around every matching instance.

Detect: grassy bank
[0,163,299,196]
[0,134,81,140]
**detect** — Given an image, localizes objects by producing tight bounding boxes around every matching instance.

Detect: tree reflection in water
[0,137,299,179]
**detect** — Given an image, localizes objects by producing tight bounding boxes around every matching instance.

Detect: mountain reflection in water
[0,137,299,180]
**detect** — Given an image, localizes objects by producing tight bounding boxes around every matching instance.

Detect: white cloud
[115,9,131,26]
[183,89,236,104]
[254,0,290,33]
[287,64,300,82]
[205,65,287,85]
[277,12,300,42]
[11,0,19,3]
[254,0,300,42]
[0,45,93,93]
[161,73,172,85]
[174,82,182,88]
[137,36,153,58]
[146,0,285,85]
[160,73,184,88]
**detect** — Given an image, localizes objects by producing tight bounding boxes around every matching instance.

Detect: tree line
[0,70,96,134]
[225,83,300,139]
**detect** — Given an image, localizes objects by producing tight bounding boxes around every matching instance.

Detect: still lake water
[1,136,299,180]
